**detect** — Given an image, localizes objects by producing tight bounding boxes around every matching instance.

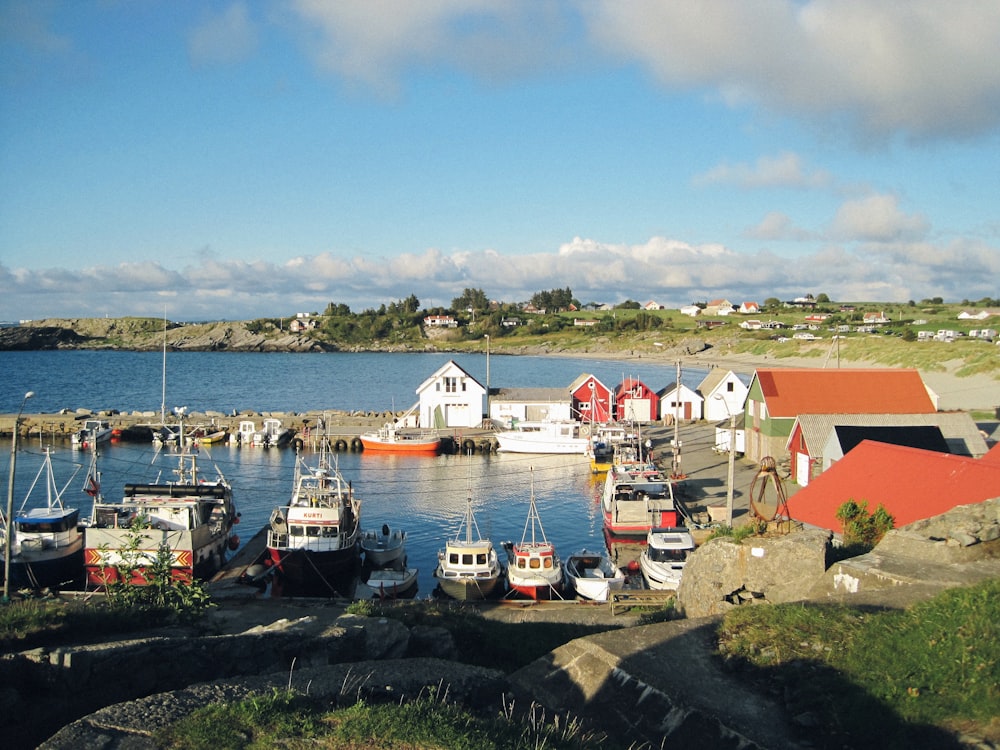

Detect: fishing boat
[71,418,113,450]
[3,448,86,592]
[586,423,637,473]
[254,418,293,448]
[502,473,563,600]
[434,488,503,601]
[266,446,361,597]
[639,527,695,591]
[564,549,626,602]
[360,525,407,569]
[601,449,678,540]
[84,411,240,586]
[360,423,441,454]
[230,420,257,446]
[494,420,589,454]
[354,566,419,599]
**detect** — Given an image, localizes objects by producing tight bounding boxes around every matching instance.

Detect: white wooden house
[697,369,749,422]
[415,360,486,429]
[656,382,703,422]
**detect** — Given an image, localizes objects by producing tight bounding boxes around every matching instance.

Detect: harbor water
[1,350,713,597]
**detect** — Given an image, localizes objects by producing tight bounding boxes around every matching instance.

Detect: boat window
[461,553,474,565]
[517,558,526,569]
[543,558,553,569]
[529,558,540,569]
[289,525,305,536]
[306,526,320,537]
[476,553,488,565]
[449,553,460,564]
[322,527,338,538]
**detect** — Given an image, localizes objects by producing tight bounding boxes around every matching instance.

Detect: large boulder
[676,528,831,619]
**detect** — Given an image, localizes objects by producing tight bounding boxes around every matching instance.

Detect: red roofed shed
[789,441,1000,535]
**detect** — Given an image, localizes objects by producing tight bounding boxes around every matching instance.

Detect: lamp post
[4,390,35,603]
[484,334,491,422]
[715,394,736,527]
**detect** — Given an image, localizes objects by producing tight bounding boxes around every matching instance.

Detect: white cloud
[582,0,1000,140]
[694,152,833,190]
[828,194,929,242]
[188,2,259,67]
[4,230,998,321]
[745,212,815,242]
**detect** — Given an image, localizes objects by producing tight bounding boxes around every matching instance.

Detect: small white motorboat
[564,549,626,602]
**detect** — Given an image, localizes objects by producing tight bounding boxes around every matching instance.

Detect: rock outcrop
[676,528,832,619]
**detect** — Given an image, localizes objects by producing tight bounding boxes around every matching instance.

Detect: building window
[727,381,734,392]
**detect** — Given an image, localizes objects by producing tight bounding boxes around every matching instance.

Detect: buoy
[626,560,640,573]
[228,535,241,550]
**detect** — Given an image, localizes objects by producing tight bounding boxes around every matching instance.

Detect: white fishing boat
[494,420,589,454]
[3,448,86,592]
[639,527,695,591]
[360,525,407,569]
[84,410,240,586]
[254,418,293,447]
[434,488,503,601]
[230,420,257,446]
[502,473,564,600]
[266,445,360,597]
[71,418,113,450]
[564,549,626,602]
[354,566,419,599]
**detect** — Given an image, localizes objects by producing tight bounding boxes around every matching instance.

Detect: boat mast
[160,309,167,426]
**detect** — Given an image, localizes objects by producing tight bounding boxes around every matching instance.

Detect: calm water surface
[2,350,712,596]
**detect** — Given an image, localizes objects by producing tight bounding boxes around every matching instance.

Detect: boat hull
[354,567,419,599]
[9,541,85,591]
[434,571,503,601]
[267,545,359,597]
[360,437,441,454]
[565,552,626,602]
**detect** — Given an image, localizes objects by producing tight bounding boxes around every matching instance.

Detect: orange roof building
[743,368,935,462]
[789,440,1000,535]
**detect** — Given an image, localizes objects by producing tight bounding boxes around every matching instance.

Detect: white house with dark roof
[488,387,572,426]
[415,360,486,428]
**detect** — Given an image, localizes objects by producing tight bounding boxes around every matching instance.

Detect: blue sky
[2,1,999,321]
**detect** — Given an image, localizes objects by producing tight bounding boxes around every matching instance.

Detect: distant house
[705,299,735,316]
[573,319,598,327]
[500,317,521,327]
[488,387,572,426]
[698,369,749,423]
[804,313,830,323]
[523,304,545,314]
[739,301,760,314]
[679,305,701,317]
[416,360,486,428]
[657,381,703,422]
[862,311,890,325]
[743,368,936,463]
[739,319,763,330]
[569,373,614,424]
[644,301,664,311]
[289,318,317,332]
[788,441,1000,537]
[423,315,458,328]
[614,377,659,423]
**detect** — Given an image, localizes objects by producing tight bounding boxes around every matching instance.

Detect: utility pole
[670,360,685,479]
[4,390,35,603]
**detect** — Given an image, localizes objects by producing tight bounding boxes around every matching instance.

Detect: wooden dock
[610,590,676,616]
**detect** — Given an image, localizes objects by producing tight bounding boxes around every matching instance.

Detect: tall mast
[160,308,167,426]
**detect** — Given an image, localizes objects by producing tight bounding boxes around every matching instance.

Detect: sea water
[1,349,711,596]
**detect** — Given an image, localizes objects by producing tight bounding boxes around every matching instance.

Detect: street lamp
[4,390,35,602]
[715,394,736,527]
[484,334,491,422]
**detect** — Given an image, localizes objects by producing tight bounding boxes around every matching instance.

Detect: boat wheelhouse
[266,448,361,597]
